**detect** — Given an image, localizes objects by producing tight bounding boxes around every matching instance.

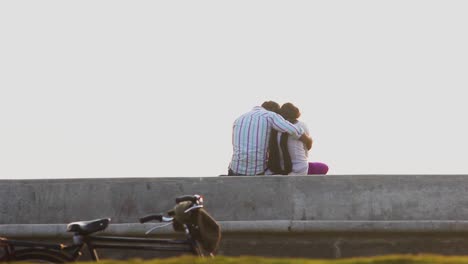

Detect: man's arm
[299,133,313,150]
[298,121,313,150]
[268,113,304,138]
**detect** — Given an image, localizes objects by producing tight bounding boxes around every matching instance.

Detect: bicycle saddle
[66,218,111,235]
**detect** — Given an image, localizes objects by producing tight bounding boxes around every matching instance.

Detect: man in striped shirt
[228,101,312,176]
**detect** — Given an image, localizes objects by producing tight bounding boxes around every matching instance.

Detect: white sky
[1,1,467,178]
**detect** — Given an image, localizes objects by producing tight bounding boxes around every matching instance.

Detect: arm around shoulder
[269,113,304,138]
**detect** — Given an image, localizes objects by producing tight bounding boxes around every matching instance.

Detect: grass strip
[74,254,468,264]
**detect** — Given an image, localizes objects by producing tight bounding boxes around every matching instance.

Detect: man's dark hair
[261,101,280,113]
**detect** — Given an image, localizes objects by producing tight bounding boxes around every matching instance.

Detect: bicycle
[0,194,221,263]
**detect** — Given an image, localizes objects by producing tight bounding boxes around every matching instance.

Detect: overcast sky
[1,1,467,179]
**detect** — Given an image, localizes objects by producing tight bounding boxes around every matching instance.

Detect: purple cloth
[308,162,329,175]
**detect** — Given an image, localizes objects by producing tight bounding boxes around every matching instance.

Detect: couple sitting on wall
[228,101,328,176]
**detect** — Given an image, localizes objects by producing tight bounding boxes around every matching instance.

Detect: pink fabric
[308,162,329,175]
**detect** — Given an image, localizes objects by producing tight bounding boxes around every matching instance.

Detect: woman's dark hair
[280,103,300,122]
[267,129,283,174]
[267,103,301,175]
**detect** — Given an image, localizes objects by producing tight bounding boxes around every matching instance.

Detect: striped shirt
[229,106,304,175]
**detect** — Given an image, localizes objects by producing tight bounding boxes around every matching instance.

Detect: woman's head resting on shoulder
[280,103,300,123]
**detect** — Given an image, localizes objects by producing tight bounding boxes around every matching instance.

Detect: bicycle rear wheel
[13,249,72,263]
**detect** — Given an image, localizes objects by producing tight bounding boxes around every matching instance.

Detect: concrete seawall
[2,175,468,258]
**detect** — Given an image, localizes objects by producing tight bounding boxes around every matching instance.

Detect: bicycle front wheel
[190,240,204,257]
[13,249,72,263]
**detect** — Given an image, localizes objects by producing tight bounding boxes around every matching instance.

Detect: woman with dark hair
[267,103,329,175]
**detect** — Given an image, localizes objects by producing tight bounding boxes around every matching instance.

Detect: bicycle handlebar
[139,214,164,223]
[140,194,204,224]
[175,194,202,204]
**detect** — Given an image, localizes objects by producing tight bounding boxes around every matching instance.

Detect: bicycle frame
[79,236,193,261]
[65,223,202,261]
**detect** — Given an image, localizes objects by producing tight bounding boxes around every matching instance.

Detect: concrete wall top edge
[3,175,468,224]
[2,174,468,183]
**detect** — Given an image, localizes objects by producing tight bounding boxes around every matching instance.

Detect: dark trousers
[228,168,246,176]
[227,168,264,176]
